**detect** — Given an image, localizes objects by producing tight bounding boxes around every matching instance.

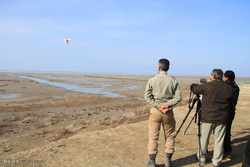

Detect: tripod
[174,93,202,167]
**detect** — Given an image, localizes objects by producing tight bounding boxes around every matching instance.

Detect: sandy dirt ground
[0,72,249,167]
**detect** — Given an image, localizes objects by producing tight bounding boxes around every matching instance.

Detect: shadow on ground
[155,133,249,167]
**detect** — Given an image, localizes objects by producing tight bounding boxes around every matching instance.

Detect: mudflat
[0,72,249,167]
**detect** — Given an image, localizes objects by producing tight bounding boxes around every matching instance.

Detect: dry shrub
[35,122,49,128]
[99,121,111,126]
[73,113,84,119]
[93,110,100,114]
[2,144,12,152]
[0,122,9,128]
[21,117,33,124]
[110,115,148,128]
[50,118,60,125]
[0,89,6,93]
[49,113,64,123]
[103,116,111,121]
[53,128,73,141]
[99,116,112,126]
[66,124,85,133]
[0,95,119,113]
[26,112,39,117]
[41,129,49,135]
[1,118,10,123]
[77,120,87,126]
[60,112,71,119]
[86,112,92,116]
[134,108,149,117]
[0,123,12,135]
[11,115,21,121]
[31,129,49,138]
[111,116,127,125]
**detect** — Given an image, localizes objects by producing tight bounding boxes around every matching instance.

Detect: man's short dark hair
[211,69,223,80]
[158,59,170,71]
[224,70,235,81]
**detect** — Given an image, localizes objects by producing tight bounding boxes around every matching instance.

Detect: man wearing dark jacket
[190,69,232,167]
[223,70,240,159]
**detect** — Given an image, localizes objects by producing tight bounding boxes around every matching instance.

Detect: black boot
[165,153,173,167]
[145,154,156,167]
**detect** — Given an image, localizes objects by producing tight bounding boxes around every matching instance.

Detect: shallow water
[47,76,112,88]
[47,76,141,89]
[0,94,22,99]
[19,76,125,98]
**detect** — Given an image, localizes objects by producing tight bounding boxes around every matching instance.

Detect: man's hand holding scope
[191,78,212,88]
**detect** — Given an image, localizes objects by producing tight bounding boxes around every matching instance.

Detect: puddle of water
[19,76,125,98]
[0,94,22,99]
[125,85,141,90]
[47,76,138,89]
[136,98,145,101]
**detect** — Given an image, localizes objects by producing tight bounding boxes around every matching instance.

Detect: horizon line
[1,70,250,78]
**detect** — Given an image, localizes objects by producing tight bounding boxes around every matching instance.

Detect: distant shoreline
[1,70,250,78]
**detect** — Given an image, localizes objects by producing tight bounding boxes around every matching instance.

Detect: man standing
[190,69,233,167]
[223,70,240,159]
[145,58,182,167]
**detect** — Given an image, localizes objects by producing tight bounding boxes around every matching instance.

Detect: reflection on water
[19,76,125,98]
[0,94,22,99]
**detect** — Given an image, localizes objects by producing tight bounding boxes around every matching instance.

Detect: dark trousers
[242,136,250,167]
[224,112,235,154]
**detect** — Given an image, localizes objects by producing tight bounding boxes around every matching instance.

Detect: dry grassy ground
[0,72,249,167]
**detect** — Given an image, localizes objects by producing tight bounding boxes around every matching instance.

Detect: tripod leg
[198,115,201,167]
[184,111,197,135]
[196,100,203,167]
[174,98,197,138]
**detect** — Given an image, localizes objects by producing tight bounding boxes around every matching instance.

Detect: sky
[0,0,250,76]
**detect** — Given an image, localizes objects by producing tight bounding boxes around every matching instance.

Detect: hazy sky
[1,0,250,76]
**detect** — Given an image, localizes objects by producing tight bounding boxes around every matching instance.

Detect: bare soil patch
[0,72,249,167]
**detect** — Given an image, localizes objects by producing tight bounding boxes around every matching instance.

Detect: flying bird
[62,38,73,44]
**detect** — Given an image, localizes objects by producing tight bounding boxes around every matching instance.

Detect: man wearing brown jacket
[145,59,182,167]
[190,69,233,167]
